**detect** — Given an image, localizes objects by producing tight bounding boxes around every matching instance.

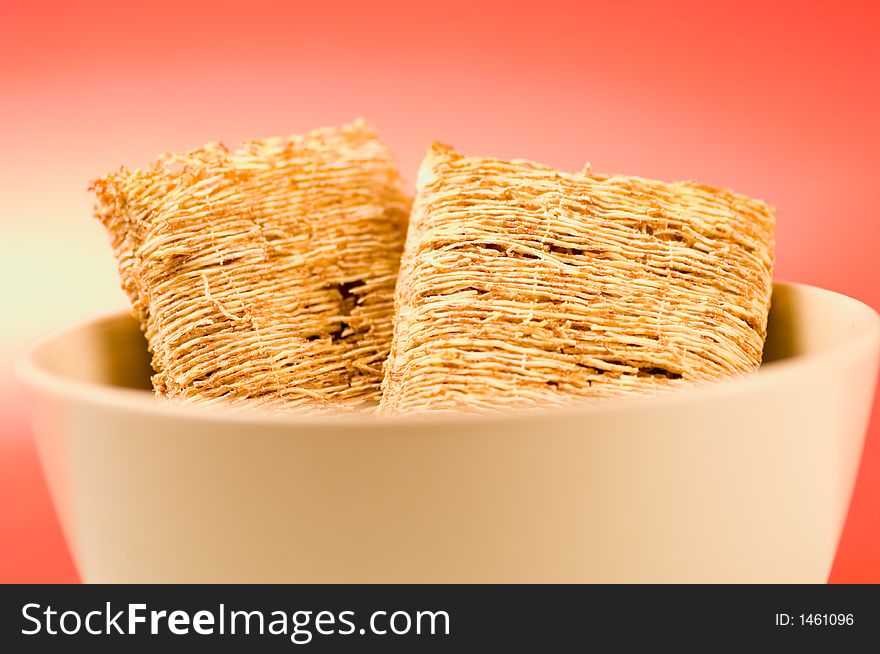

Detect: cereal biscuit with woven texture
[380,143,775,414]
[92,120,410,412]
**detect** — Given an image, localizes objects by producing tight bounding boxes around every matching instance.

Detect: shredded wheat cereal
[379,143,775,414]
[91,120,410,412]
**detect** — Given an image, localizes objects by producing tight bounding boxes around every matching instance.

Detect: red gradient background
[1,0,878,582]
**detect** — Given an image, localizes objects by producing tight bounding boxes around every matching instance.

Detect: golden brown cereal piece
[91,120,410,412]
[380,143,775,414]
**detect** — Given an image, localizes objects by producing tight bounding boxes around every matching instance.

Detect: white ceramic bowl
[17,282,880,583]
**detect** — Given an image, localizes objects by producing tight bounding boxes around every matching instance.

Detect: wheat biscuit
[92,120,410,412]
[380,143,775,414]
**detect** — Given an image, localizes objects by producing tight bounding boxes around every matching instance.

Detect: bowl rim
[14,281,880,429]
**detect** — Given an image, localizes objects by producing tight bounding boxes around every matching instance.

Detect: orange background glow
[1,0,879,582]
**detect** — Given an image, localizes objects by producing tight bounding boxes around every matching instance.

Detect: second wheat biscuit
[380,144,776,414]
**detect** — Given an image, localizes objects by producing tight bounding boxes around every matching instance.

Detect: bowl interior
[24,282,880,394]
